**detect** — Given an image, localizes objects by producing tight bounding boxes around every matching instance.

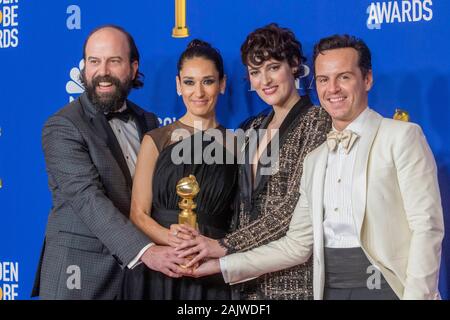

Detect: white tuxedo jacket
[222,109,444,300]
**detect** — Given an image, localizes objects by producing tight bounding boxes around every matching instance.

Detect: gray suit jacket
[32,93,159,299]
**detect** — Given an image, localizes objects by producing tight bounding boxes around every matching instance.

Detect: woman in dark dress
[120,40,237,299]
[176,24,331,299]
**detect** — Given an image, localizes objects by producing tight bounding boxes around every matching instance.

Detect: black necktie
[105,108,132,122]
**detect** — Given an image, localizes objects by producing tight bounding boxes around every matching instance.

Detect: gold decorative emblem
[172,0,189,38]
[393,109,410,122]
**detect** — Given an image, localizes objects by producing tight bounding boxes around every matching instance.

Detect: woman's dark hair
[81,24,144,88]
[240,23,306,78]
[177,39,225,80]
[313,34,372,78]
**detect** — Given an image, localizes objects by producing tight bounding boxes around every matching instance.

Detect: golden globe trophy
[176,174,199,268]
[393,109,410,122]
[172,0,189,38]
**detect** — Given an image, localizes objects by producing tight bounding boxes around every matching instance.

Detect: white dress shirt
[107,103,153,268]
[323,107,371,248]
[219,108,373,275]
[107,103,141,178]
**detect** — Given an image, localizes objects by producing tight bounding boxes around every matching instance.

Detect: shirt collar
[332,106,371,136]
[104,102,127,115]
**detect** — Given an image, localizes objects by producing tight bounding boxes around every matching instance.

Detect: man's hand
[140,245,187,278]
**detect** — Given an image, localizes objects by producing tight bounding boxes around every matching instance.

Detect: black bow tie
[105,108,132,122]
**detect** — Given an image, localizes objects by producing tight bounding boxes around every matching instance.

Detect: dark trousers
[324,286,399,300]
[324,247,399,300]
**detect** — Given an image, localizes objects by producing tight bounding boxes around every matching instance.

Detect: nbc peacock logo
[66,59,85,102]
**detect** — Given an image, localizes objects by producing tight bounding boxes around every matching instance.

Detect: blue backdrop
[0,0,448,300]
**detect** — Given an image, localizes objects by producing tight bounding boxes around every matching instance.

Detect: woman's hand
[168,223,198,248]
[179,258,221,278]
[175,234,227,268]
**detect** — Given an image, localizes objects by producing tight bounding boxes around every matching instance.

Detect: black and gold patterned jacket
[221,96,332,300]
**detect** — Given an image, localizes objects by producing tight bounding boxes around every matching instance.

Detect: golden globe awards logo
[0,261,19,300]
[0,0,19,49]
[367,0,433,29]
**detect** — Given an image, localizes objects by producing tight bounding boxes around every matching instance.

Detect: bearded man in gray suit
[32,25,185,299]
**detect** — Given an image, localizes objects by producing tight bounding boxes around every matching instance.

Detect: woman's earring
[177,92,182,96]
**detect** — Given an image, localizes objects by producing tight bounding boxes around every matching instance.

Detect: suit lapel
[253,96,312,196]
[127,100,149,141]
[351,109,383,238]
[309,144,328,299]
[311,144,328,257]
[79,93,133,190]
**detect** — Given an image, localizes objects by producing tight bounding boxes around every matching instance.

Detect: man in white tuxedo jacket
[191,35,444,300]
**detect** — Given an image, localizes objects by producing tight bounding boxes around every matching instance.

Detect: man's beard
[84,74,133,114]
